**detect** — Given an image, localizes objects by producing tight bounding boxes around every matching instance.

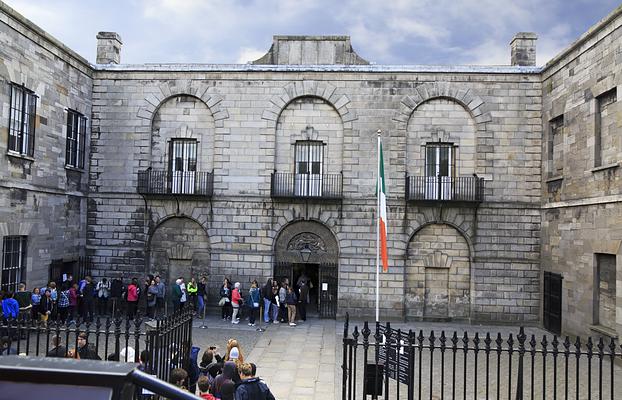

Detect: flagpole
[376,129,381,323]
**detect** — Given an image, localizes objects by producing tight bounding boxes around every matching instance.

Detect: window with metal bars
[425,143,455,177]
[8,83,37,157]
[424,142,455,200]
[168,139,197,194]
[1,236,27,292]
[66,110,87,168]
[294,140,324,196]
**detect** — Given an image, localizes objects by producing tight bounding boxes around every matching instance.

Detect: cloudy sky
[4,0,620,66]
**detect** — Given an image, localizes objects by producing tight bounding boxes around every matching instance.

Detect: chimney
[96,32,123,64]
[510,32,537,66]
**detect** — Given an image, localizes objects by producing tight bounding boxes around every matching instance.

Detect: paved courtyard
[192,315,621,400]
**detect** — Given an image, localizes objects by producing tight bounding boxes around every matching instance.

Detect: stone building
[0,1,620,338]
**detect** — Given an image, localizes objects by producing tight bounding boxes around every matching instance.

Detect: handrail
[271,172,343,199]
[129,369,201,400]
[137,169,213,197]
[406,175,484,202]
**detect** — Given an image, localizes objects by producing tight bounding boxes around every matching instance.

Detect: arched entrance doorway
[406,223,471,320]
[274,221,339,319]
[148,217,210,308]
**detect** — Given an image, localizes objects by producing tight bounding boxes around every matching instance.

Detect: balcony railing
[271,172,342,200]
[406,175,484,203]
[137,169,213,197]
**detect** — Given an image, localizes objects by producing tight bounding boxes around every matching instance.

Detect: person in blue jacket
[1,292,19,319]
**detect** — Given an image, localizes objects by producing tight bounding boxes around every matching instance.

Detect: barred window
[1,236,27,292]
[8,83,37,156]
[66,110,87,168]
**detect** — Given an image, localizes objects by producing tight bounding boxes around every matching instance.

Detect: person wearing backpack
[96,278,110,316]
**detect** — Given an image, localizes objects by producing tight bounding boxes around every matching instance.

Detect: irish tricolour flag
[378,141,388,272]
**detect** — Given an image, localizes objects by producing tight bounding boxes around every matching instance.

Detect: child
[197,376,216,399]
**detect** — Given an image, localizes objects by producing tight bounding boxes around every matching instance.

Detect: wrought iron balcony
[271,172,342,200]
[406,175,484,204]
[137,169,213,197]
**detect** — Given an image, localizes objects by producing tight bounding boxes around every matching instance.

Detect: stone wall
[541,6,622,337]
[0,3,92,287]
[87,69,542,322]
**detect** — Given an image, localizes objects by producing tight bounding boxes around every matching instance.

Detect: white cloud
[2,0,618,65]
[236,47,266,64]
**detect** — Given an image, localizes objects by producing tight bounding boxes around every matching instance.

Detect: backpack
[200,362,219,387]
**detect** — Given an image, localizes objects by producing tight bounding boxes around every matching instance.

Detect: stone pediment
[252,35,369,65]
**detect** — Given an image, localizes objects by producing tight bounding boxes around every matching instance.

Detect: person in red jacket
[126,278,139,319]
[231,282,242,324]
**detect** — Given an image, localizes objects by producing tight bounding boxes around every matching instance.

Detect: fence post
[515,327,525,400]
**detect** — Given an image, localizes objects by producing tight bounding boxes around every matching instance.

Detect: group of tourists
[219,273,311,327]
[169,337,275,400]
[0,275,170,323]
[1,271,313,330]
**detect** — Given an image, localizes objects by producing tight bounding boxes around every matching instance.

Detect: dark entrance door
[543,271,562,334]
[274,262,337,319]
[292,263,319,318]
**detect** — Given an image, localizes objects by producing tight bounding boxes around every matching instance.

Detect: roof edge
[542,4,622,72]
[0,1,93,71]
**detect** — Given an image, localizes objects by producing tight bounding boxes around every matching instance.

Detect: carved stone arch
[262,81,357,129]
[136,81,229,127]
[406,218,475,262]
[274,219,339,264]
[406,222,472,319]
[147,215,211,287]
[393,82,490,132]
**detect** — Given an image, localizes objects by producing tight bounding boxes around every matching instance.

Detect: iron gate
[543,271,562,334]
[319,263,337,319]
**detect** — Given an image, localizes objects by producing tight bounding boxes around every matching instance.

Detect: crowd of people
[1,271,313,328]
[0,273,301,399]
[1,330,276,400]
[168,338,276,400]
[219,274,311,327]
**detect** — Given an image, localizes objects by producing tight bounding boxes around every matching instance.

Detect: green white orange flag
[378,141,388,272]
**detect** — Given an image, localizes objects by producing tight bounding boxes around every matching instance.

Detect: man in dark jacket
[46,335,67,358]
[77,332,101,360]
[234,362,275,400]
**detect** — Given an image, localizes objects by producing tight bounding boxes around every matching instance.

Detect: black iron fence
[342,316,622,400]
[0,308,193,384]
[406,175,484,203]
[137,169,213,197]
[271,172,343,199]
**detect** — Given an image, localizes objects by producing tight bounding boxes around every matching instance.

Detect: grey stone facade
[0,1,621,337]
[0,2,92,286]
[541,5,622,338]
